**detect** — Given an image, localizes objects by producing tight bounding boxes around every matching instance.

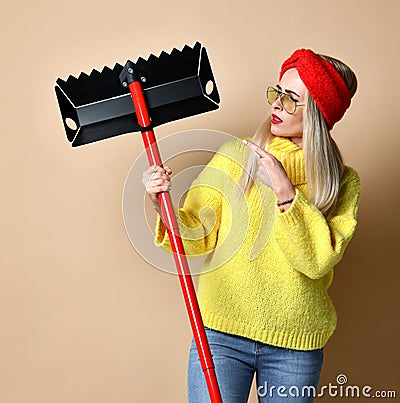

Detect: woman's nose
[272,96,283,110]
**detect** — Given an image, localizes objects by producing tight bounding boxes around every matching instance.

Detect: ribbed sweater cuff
[275,188,321,224]
[154,214,167,246]
[154,206,180,250]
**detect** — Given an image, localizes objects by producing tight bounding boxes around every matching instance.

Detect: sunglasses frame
[266,86,305,115]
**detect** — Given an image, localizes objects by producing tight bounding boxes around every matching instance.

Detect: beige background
[1,0,399,402]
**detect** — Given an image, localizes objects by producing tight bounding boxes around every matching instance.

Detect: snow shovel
[54,42,222,402]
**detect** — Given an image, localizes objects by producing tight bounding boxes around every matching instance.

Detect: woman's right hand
[142,165,172,214]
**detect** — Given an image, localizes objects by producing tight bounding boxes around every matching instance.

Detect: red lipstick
[271,114,283,124]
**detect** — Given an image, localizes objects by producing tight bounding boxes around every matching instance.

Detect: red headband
[279,49,351,130]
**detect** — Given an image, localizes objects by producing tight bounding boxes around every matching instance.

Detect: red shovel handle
[128,80,223,403]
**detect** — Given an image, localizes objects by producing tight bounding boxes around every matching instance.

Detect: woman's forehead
[278,68,306,96]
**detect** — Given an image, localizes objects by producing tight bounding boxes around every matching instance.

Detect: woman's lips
[271,114,283,124]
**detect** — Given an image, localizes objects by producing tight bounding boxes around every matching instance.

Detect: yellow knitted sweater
[154,135,360,350]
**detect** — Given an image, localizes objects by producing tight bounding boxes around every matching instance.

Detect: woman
[142,49,360,402]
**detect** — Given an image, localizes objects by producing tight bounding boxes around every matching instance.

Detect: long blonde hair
[239,54,357,217]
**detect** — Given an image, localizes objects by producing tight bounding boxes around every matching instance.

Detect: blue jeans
[188,328,323,402]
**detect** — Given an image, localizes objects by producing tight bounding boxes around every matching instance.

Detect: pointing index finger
[242,139,268,158]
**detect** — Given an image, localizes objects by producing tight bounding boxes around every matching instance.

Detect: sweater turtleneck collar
[267,135,306,186]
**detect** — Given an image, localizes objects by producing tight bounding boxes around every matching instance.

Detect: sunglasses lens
[281,95,295,114]
[266,87,278,105]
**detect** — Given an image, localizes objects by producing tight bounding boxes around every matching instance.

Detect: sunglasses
[266,86,305,115]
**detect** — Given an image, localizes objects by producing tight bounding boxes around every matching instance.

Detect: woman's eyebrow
[276,84,300,98]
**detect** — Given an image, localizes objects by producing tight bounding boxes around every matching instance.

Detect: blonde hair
[239,54,357,217]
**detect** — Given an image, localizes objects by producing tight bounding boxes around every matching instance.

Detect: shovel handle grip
[128,80,223,403]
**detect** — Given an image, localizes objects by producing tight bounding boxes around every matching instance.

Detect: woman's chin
[270,127,288,138]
